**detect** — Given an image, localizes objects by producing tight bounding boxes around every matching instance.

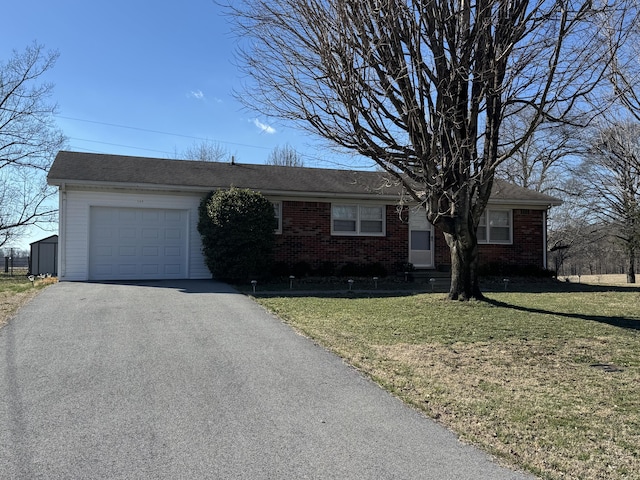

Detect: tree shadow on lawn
[481,277,640,294]
[484,297,640,331]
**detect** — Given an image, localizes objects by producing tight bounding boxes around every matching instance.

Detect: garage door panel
[94,264,114,276]
[90,206,188,280]
[164,210,182,221]
[94,227,113,239]
[118,246,136,256]
[165,228,181,239]
[120,264,138,275]
[142,246,159,256]
[142,228,160,239]
[95,246,113,256]
[119,210,137,222]
[119,228,136,239]
[142,210,160,222]
[141,264,159,274]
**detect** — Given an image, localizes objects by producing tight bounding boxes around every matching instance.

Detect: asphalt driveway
[0,280,534,479]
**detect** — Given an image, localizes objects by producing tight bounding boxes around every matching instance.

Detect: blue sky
[3,0,372,249]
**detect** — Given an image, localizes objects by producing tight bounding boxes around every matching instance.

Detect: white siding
[59,189,209,281]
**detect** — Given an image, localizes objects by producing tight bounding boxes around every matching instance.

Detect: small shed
[30,235,58,276]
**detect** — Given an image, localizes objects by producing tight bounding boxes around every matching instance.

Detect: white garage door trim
[89,206,189,280]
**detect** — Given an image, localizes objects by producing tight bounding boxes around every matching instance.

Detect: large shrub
[198,188,276,282]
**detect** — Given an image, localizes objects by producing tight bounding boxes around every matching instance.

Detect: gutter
[46,179,404,202]
[47,179,563,207]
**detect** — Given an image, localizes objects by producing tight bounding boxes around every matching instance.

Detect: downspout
[543,207,549,271]
[59,183,66,279]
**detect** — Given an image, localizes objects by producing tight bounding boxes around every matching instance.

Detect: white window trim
[272,201,282,234]
[331,203,386,236]
[478,209,513,244]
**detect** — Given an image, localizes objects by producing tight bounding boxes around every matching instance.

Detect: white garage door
[89,207,188,280]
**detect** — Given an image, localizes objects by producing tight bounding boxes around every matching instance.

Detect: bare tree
[578,121,640,283]
[497,111,583,196]
[224,0,628,299]
[497,111,589,277]
[601,0,640,121]
[266,144,305,166]
[178,139,232,162]
[0,42,66,247]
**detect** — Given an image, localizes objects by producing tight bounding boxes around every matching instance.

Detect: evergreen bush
[198,188,276,282]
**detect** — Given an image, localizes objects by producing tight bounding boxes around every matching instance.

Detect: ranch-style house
[47,151,561,281]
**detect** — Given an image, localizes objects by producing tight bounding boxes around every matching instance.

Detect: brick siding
[433,209,547,271]
[273,201,408,273]
[273,201,546,274]
[478,209,546,269]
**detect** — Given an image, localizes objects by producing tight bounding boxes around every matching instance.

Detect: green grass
[0,270,34,290]
[254,287,640,480]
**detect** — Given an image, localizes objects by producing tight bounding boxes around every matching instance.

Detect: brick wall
[433,209,547,271]
[479,208,546,269]
[273,201,546,274]
[273,200,408,274]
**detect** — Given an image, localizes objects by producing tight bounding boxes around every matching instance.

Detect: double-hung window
[332,204,385,236]
[272,201,282,234]
[477,209,512,244]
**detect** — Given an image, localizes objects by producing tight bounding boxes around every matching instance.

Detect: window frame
[477,209,513,244]
[331,203,386,236]
[272,201,282,234]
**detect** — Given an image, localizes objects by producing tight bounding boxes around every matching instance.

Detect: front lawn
[254,287,640,480]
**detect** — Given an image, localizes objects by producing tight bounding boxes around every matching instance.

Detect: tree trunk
[444,231,484,301]
[627,249,636,284]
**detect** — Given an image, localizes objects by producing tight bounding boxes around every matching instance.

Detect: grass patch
[255,288,640,480]
[0,272,57,328]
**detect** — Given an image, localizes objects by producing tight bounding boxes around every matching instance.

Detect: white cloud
[189,90,205,100]
[253,118,276,134]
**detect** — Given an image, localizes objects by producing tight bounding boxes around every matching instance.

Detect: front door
[409,206,434,268]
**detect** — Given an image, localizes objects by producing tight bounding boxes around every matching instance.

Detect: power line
[57,115,272,151]
[57,114,376,170]
[68,137,176,156]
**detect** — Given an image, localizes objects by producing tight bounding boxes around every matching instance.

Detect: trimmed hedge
[198,188,276,282]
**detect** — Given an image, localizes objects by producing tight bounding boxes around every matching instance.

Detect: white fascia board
[49,180,402,202]
[487,199,563,208]
[50,179,559,206]
[258,189,400,202]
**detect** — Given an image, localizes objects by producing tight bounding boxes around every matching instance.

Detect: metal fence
[3,248,30,275]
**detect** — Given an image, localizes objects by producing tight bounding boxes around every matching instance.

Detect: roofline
[488,198,563,207]
[29,234,59,245]
[49,179,403,201]
[50,179,562,207]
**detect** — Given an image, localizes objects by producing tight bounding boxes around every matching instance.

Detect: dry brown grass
[0,275,57,328]
[559,273,636,286]
[372,339,639,479]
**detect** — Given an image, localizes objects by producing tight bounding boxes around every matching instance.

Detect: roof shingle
[47,151,561,205]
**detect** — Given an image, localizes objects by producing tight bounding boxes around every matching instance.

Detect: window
[272,201,282,234]
[332,204,385,235]
[478,209,512,244]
